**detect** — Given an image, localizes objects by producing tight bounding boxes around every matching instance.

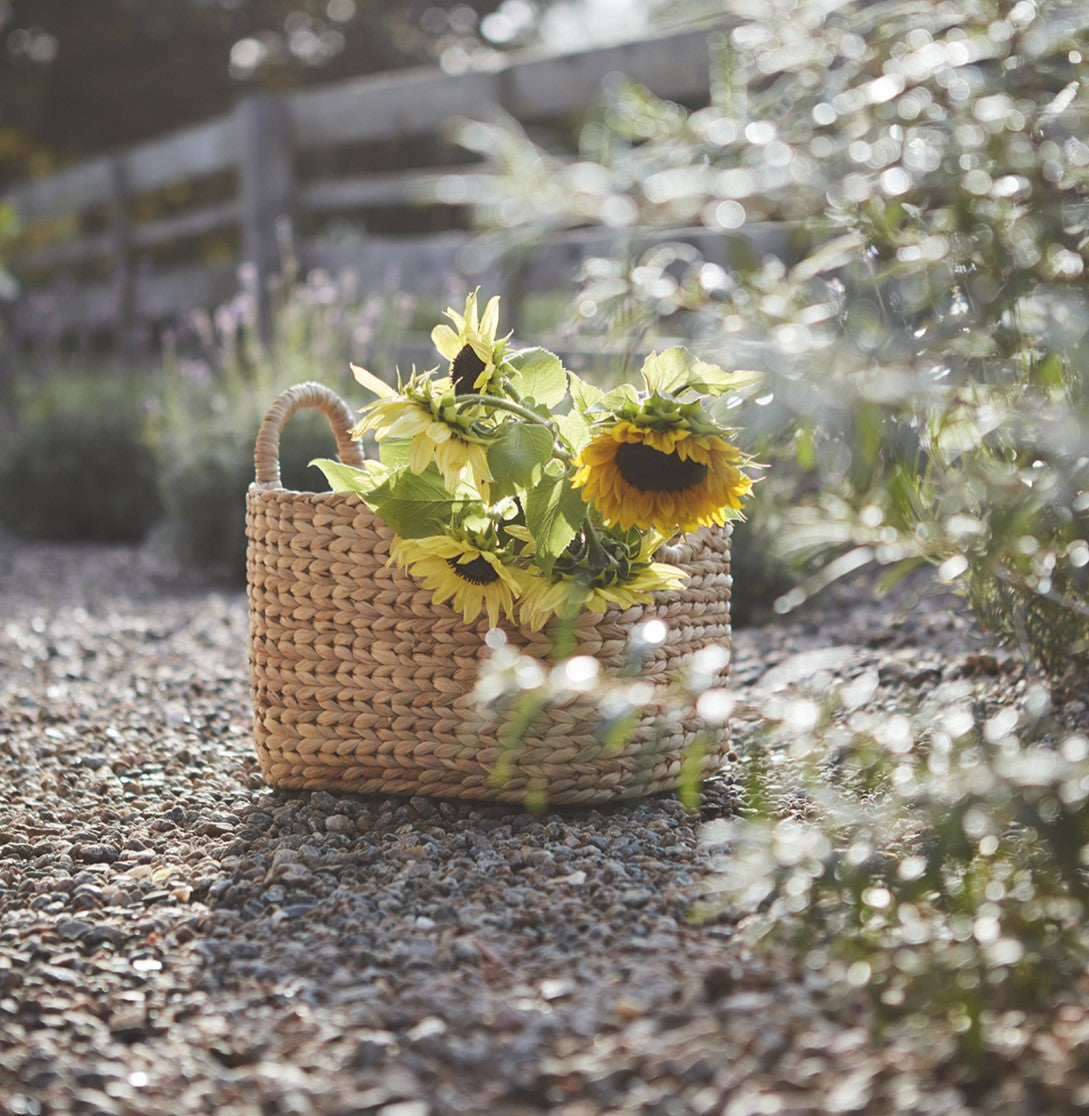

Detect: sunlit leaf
[506,347,568,407]
[486,422,553,501]
[309,458,388,495]
[525,472,584,572]
[364,466,471,538]
[569,371,605,412]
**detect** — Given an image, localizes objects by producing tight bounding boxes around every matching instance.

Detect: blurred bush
[706,668,1089,1091]
[460,0,1089,1088]
[0,365,161,542]
[460,0,1089,674]
[148,265,416,578]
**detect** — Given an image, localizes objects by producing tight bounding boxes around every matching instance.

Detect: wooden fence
[2,24,780,357]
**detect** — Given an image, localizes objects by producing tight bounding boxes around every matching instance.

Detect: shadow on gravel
[179,779,746,1110]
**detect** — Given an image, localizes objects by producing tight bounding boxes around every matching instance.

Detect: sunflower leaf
[598,383,642,410]
[640,348,691,394]
[487,423,554,501]
[555,410,591,453]
[641,347,764,396]
[309,458,388,495]
[378,439,411,469]
[365,467,472,538]
[526,473,584,573]
[506,347,568,407]
[569,372,605,412]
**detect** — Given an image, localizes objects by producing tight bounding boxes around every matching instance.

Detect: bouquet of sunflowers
[312,291,758,631]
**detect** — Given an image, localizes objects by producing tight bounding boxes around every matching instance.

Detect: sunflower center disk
[447,556,501,585]
[613,442,709,493]
[452,344,487,393]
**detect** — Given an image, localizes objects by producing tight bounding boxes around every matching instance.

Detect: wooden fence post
[236,93,295,343]
[108,156,134,353]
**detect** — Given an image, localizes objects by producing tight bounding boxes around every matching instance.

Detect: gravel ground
[0,536,1082,1115]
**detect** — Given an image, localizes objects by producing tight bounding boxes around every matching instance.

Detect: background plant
[454,0,1089,1094]
[460,0,1089,674]
[148,264,419,577]
[0,362,162,542]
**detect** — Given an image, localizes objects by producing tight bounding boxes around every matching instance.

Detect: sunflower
[572,421,752,535]
[515,528,688,631]
[390,535,523,628]
[351,367,493,496]
[519,562,687,630]
[431,289,510,395]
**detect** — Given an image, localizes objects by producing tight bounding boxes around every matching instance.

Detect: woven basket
[246,381,733,804]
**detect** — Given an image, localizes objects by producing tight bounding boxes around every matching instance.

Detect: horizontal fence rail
[2,25,759,353]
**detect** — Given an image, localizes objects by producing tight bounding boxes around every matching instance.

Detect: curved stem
[456,394,552,426]
[456,394,572,461]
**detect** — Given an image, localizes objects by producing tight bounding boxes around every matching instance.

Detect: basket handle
[254,381,365,487]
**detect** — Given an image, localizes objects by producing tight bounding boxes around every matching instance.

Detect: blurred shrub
[0,365,161,541]
[478,600,1089,1095]
[149,265,417,577]
[461,0,1089,1090]
[460,0,1089,672]
[707,671,1089,1092]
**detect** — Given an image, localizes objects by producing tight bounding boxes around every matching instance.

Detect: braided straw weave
[246,382,733,804]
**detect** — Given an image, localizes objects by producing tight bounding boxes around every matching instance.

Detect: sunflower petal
[351,363,398,399]
[431,324,460,361]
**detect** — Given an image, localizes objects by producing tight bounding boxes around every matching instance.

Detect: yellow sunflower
[390,535,523,628]
[351,393,492,497]
[571,421,752,534]
[518,557,688,631]
[431,289,509,395]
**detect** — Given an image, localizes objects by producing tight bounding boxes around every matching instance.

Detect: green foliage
[460,0,1089,1080]
[149,270,416,578]
[0,365,161,542]
[463,0,1089,674]
[319,306,758,630]
[523,470,584,573]
[486,422,553,499]
[708,673,1089,1076]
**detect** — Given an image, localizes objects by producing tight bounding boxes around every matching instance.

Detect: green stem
[583,517,610,570]
[456,394,572,461]
[456,394,553,427]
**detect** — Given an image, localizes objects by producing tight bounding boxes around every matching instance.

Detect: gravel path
[0,536,1064,1115]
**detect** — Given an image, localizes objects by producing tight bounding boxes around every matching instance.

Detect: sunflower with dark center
[389,534,523,628]
[350,364,493,496]
[572,420,753,535]
[431,289,510,395]
[502,524,687,630]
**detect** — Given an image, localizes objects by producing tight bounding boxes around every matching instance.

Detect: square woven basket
[245,382,734,804]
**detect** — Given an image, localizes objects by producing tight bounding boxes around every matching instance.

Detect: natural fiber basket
[246,381,733,804]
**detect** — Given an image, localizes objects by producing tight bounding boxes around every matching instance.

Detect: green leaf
[525,473,585,573]
[641,347,764,396]
[555,410,591,453]
[506,347,568,407]
[378,439,411,469]
[309,458,388,495]
[598,383,642,410]
[487,423,554,501]
[569,371,605,413]
[795,425,817,472]
[789,231,867,283]
[875,556,927,595]
[640,348,690,393]
[365,467,470,538]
